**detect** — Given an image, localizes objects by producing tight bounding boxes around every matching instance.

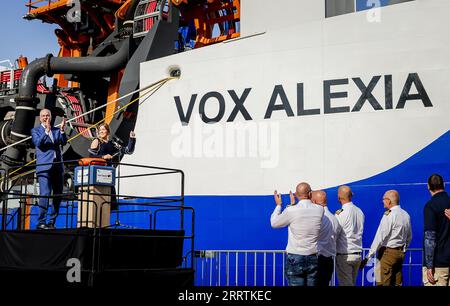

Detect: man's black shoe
[37,224,48,230]
[46,224,56,230]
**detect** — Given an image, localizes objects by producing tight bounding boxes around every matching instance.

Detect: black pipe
[51,40,130,75]
[125,0,140,20]
[18,39,130,99]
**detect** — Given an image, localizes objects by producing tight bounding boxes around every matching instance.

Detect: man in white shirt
[271,182,324,286]
[360,190,412,286]
[335,185,365,286]
[312,190,341,286]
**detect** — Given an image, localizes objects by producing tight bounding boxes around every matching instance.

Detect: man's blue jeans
[285,253,319,286]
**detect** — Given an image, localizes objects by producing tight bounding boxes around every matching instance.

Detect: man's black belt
[336,252,361,255]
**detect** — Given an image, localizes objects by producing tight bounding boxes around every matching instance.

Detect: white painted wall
[120,0,450,197]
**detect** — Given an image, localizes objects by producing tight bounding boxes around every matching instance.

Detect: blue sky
[0,1,59,66]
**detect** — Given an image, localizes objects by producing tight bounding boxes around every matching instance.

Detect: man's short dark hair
[428,174,444,192]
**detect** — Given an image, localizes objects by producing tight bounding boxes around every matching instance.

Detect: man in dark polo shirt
[423,174,450,286]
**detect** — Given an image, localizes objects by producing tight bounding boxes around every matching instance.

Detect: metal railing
[194,248,424,286]
[0,159,195,285]
[26,0,55,12]
[0,159,188,229]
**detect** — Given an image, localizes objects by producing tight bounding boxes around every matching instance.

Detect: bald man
[312,190,341,286]
[271,183,324,286]
[334,185,365,286]
[361,190,412,286]
[31,109,67,230]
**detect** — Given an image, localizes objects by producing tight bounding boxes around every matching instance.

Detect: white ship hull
[119,0,449,285]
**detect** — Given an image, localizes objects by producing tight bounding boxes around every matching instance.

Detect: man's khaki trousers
[422,267,450,286]
[376,247,404,286]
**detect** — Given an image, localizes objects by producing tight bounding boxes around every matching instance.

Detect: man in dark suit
[31,109,67,229]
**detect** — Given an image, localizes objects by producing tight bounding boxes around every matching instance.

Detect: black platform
[0,228,194,287]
